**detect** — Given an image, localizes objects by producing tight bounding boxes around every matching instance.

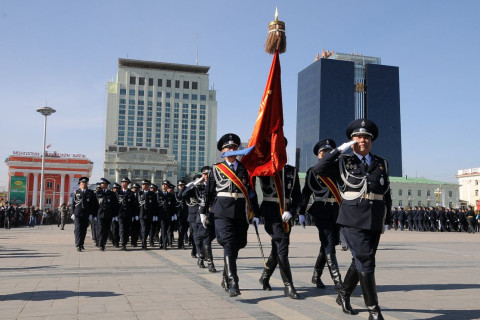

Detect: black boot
[221,260,229,292]
[336,267,359,315]
[204,244,216,272]
[277,255,299,299]
[326,253,343,292]
[259,253,278,291]
[197,256,206,268]
[312,251,326,288]
[359,272,384,320]
[225,255,240,297]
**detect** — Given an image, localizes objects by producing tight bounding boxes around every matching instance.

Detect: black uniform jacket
[117,189,138,219]
[178,182,206,223]
[71,188,98,218]
[96,189,119,219]
[201,160,258,220]
[157,191,176,219]
[312,149,392,231]
[258,164,301,221]
[298,167,339,219]
[138,190,158,220]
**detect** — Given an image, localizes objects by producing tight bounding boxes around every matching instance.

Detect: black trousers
[118,216,131,246]
[130,218,141,245]
[97,217,111,247]
[342,226,381,273]
[111,220,120,245]
[215,215,248,258]
[177,217,189,248]
[141,218,151,247]
[158,217,170,248]
[74,215,89,247]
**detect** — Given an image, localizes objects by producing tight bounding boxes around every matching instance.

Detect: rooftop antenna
[195,33,199,65]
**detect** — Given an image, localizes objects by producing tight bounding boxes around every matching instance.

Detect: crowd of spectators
[0,202,72,229]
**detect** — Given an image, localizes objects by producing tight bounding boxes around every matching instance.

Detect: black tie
[362,157,369,170]
[230,163,235,172]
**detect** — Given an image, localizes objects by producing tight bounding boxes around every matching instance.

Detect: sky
[1,0,479,190]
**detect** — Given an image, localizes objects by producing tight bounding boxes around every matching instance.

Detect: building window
[476,180,479,186]
[166,79,171,87]
[46,182,53,188]
[192,81,198,90]
[175,93,180,99]
[157,92,162,98]
[183,94,189,100]
[120,89,126,95]
[476,190,479,196]
[139,77,145,85]
[148,91,153,97]
[427,190,431,197]
[130,76,136,85]
[158,79,163,87]
[129,89,135,96]
[407,189,412,197]
[183,81,189,89]
[166,92,171,99]
[138,90,144,96]
[417,190,421,197]
[398,200,402,207]
[46,198,52,205]
[175,80,180,88]
[200,94,206,101]
[148,78,153,86]
[448,190,453,197]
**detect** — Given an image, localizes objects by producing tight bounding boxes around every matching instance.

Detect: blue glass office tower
[296,52,402,177]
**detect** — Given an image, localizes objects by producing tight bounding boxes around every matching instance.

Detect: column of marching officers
[71,119,392,320]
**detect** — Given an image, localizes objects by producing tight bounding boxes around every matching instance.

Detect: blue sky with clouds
[1,0,479,188]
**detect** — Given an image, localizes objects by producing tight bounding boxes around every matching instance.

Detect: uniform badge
[149,200,152,203]
[287,183,292,190]
[87,198,90,202]
[380,177,384,186]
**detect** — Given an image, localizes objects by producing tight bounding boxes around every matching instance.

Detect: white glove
[132,217,134,222]
[337,141,357,153]
[171,216,175,221]
[200,213,208,228]
[70,214,75,220]
[252,217,260,227]
[173,214,177,221]
[89,215,92,221]
[299,215,306,228]
[112,217,115,222]
[94,217,97,221]
[135,216,139,221]
[384,225,389,232]
[282,211,292,222]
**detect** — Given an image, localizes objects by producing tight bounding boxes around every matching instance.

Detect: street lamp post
[36,106,56,211]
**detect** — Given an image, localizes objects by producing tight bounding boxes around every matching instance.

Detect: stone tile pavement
[1,224,479,319]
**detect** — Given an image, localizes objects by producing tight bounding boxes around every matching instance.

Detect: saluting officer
[95,178,119,251]
[201,133,259,297]
[297,139,343,293]
[257,138,301,299]
[71,177,98,252]
[138,180,158,250]
[117,177,137,250]
[313,119,391,320]
[178,173,204,260]
[130,183,141,247]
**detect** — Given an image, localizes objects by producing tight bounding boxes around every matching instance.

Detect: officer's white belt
[263,197,291,203]
[217,192,244,199]
[314,197,336,203]
[343,192,384,201]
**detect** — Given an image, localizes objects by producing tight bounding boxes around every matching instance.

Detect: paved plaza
[0,224,479,320]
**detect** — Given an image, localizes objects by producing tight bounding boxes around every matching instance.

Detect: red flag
[46,144,52,149]
[242,51,287,178]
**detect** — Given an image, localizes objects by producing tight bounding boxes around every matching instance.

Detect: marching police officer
[256,147,301,299]
[313,119,391,320]
[110,183,121,247]
[157,180,176,249]
[71,177,98,252]
[95,178,119,251]
[117,178,137,250]
[176,180,189,249]
[201,133,259,297]
[297,139,343,293]
[138,180,158,250]
[197,166,217,272]
[92,182,101,245]
[130,183,141,247]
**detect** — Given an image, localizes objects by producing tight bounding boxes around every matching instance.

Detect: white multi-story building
[389,177,459,209]
[104,58,217,183]
[456,167,480,207]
